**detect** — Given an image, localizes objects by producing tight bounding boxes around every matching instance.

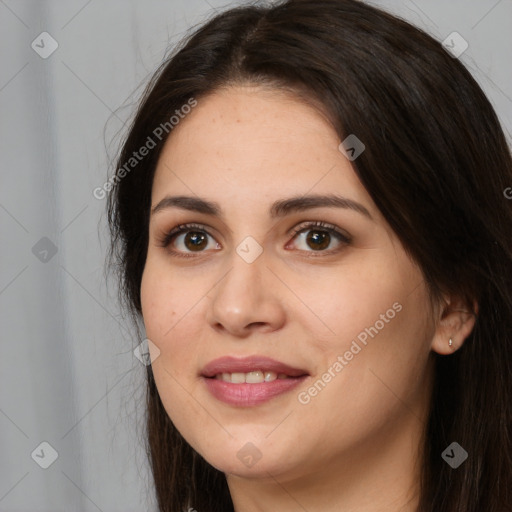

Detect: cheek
[140,256,196,342]
[140,275,171,341]
[139,253,216,355]
[140,260,196,381]
[140,261,209,439]
[332,285,430,402]
[298,253,432,411]
[293,289,432,460]
[299,251,411,349]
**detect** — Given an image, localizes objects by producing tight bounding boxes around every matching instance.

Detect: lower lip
[202,376,308,407]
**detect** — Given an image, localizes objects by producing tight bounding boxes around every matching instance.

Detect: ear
[431,293,478,355]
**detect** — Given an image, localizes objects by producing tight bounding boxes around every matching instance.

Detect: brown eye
[159,223,221,257]
[289,221,351,254]
[183,231,208,251]
[305,230,331,250]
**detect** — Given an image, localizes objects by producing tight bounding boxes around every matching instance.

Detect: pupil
[185,231,207,251]
[307,230,330,250]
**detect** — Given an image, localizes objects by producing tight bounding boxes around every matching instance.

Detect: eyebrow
[151,193,373,220]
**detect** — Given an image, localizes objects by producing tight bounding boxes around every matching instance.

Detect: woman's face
[140,85,437,482]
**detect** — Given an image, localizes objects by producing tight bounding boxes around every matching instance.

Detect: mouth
[201,355,309,380]
[201,356,309,407]
[211,371,296,383]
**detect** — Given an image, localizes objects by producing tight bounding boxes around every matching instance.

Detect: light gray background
[1,0,511,511]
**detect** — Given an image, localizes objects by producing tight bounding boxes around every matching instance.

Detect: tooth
[246,371,264,383]
[231,372,246,384]
[215,371,288,383]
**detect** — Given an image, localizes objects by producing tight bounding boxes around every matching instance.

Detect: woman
[107,0,512,510]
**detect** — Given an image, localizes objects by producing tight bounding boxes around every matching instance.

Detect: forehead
[158,86,337,162]
[151,86,375,218]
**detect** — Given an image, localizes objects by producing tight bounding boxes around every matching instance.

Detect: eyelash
[157,221,351,259]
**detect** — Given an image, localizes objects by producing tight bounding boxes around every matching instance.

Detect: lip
[201,356,309,407]
[201,355,309,378]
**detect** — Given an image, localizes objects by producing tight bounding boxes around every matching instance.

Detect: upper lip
[201,356,309,378]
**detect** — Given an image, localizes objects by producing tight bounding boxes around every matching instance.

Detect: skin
[140,85,476,512]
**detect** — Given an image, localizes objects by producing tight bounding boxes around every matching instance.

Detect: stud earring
[449,338,453,347]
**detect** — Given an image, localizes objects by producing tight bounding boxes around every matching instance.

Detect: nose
[205,248,287,338]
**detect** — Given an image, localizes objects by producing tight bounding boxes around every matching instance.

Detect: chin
[197,438,302,480]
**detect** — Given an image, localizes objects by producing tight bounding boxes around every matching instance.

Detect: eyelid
[158,220,351,256]
[289,220,351,242]
[157,222,214,248]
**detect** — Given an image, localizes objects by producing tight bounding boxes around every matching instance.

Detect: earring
[449,338,453,347]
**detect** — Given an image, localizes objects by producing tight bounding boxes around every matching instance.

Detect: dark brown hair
[107,0,512,510]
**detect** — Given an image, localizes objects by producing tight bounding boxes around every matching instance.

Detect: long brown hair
[107,0,512,510]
